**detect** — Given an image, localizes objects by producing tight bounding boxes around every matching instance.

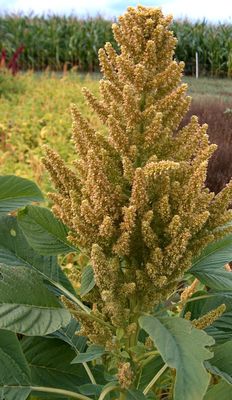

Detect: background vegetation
[0,15,232,76]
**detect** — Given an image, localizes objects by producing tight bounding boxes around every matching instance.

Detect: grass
[185,77,232,102]
[0,72,231,194]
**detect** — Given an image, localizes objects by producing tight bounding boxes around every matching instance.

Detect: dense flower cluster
[44,6,232,344]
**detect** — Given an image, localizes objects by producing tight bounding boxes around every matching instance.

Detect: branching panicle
[43,6,232,346]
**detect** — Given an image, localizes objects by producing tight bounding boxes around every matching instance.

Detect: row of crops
[0,14,232,76]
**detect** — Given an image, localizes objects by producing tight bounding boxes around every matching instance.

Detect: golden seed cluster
[44,5,232,344]
[192,304,226,330]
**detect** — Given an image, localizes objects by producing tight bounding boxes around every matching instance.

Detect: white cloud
[1,0,232,22]
[161,0,232,22]
[1,0,113,17]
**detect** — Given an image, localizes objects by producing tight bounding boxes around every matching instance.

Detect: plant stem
[83,362,96,385]
[98,384,121,400]
[53,281,91,313]
[31,386,92,400]
[47,285,96,384]
[140,353,159,368]
[143,363,168,395]
[136,350,159,362]
[71,309,115,332]
[119,392,126,400]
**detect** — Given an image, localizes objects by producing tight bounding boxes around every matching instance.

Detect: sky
[0,0,232,22]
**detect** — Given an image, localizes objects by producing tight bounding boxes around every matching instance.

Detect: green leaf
[0,264,71,335]
[78,384,103,397]
[80,265,95,297]
[137,356,164,391]
[51,318,87,353]
[0,329,31,400]
[183,290,232,328]
[190,235,232,290]
[71,345,105,364]
[139,316,214,400]
[0,175,43,215]
[126,389,147,399]
[200,291,232,315]
[204,381,232,400]
[206,340,232,384]
[213,311,232,332]
[0,215,74,293]
[183,290,208,320]
[18,205,76,255]
[22,337,90,393]
[206,326,232,344]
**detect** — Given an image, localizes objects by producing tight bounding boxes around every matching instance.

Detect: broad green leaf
[78,384,103,396]
[183,290,232,329]
[213,311,232,332]
[186,292,232,344]
[18,205,76,255]
[51,318,87,353]
[200,291,232,315]
[206,326,232,344]
[22,337,90,393]
[190,235,232,290]
[206,340,232,384]
[80,265,95,297]
[0,215,74,293]
[0,264,70,335]
[71,345,105,364]
[0,175,43,215]
[183,290,208,320]
[139,316,214,400]
[204,381,232,400]
[0,329,31,400]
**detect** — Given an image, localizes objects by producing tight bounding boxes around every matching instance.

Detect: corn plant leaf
[0,215,74,294]
[203,380,232,400]
[0,175,43,215]
[0,329,31,400]
[139,316,214,400]
[190,234,232,290]
[21,337,90,393]
[18,205,77,255]
[0,264,71,335]
[206,340,232,384]
[71,345,105,364]
[80,265,95,297]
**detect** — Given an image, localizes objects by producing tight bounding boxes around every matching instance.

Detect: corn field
[0,14,232,76]
[172,20,232,77]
